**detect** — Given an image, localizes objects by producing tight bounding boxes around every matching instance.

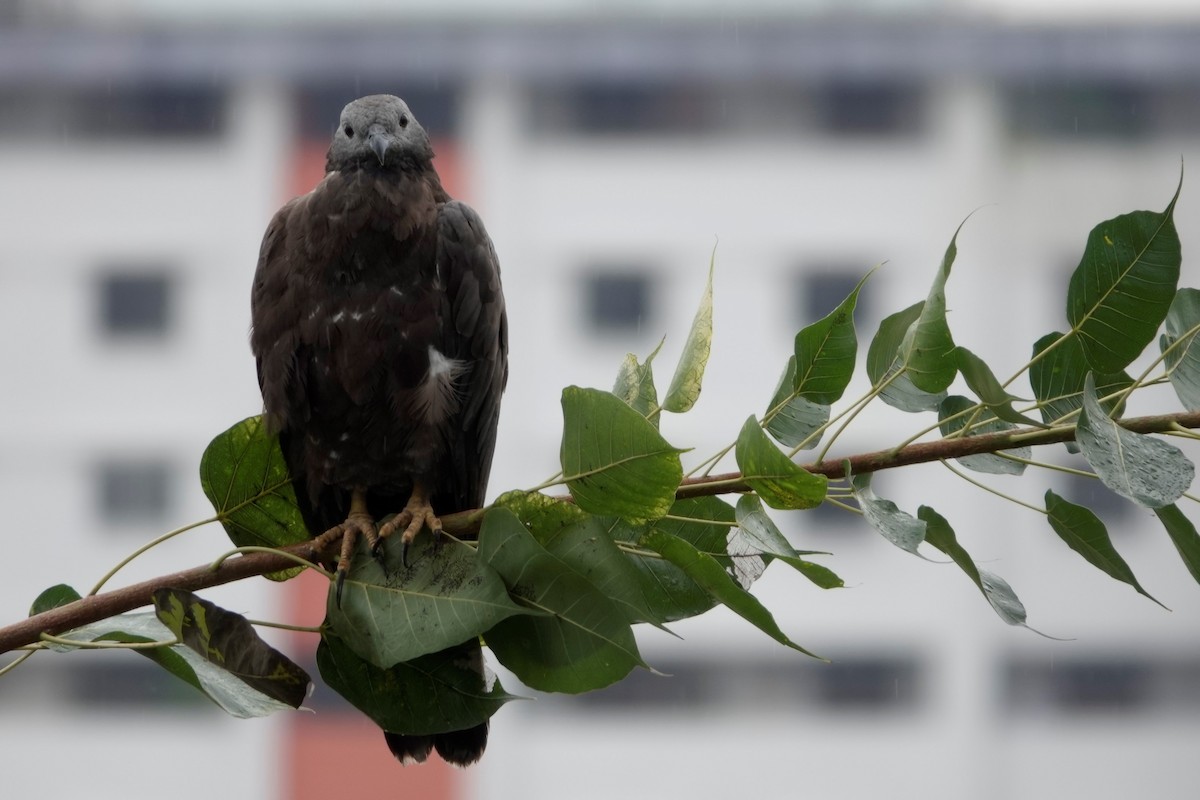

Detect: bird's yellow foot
[376,486,442,567]
[309,491,378,605]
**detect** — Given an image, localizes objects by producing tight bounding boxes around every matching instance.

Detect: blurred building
[2,4,1200,799]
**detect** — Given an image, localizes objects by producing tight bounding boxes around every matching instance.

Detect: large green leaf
[324,534,527,669]
[904,222,962,393]
[793,271,867,403]
[1154,503,1200,587]
[937,395,1029,476]
[918,506,1029,627]
[734,415,828,510]
[48,610,305,718]
[560,387,684,520]
[1076,373,1194,509]
[764,355,830,449]
[851,474,927,557]
[866,301,923,384]
[317,634,514,735]
[1044,490,1163,606]
[199,416,308,579]
[1160,287,1200,411]
[1066,186,1182,373]
[613,340,663,426]
[640,529,819,657]
[1030,332,1132,433]
[605,515,717,623]
[496,491,669,627]
[663,250,714,413]
[478,508,645,693]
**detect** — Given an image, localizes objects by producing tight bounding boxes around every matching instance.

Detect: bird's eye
[399,114,409,128]
[343,124,354,137]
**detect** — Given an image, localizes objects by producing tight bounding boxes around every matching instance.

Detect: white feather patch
[412,346,467,424]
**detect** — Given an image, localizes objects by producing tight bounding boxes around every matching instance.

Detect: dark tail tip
[383,732,433,765]
[433,722,489,767]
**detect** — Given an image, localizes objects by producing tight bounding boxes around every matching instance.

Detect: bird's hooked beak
[367,125,392,165]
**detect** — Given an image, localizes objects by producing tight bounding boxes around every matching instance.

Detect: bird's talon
[335,568,347,607]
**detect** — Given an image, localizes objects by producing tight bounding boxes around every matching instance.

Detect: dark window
[584,270,653,332]
[296,83,459,141]
[66,659,206,710]
[1000,656,1198,715]
[1006,81,1151,141]
[529,81,710,136]
[0,83,227,140]
[98,271,172,337]
[812,656,921,710]
[96,458,172,524]
[813,80,925,137]
[798,268,867,325]
[1060,472,1133,523]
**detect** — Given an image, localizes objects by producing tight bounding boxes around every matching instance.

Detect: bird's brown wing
[434,199,509,513]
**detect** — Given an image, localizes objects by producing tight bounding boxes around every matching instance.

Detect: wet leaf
[324,534,527,669]
[851,474,928,557]
[953,346,1042,427]
[919,506,1030,627]
[1160,287,1200,411]
[560,387,684,521]
[905,222,963,393]
[734,495,843,589]
[1076,373,1193,508]
[1030,332,1132,439]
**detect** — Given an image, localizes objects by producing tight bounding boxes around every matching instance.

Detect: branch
[5,407,1200,656]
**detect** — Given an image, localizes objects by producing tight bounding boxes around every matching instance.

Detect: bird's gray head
[325,95,433,173]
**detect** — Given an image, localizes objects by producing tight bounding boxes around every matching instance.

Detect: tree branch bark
[4,407,1199,656]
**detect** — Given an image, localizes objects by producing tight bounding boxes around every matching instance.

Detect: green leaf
[867,301,923,384]
[793,271,867,403]
[952,346,1042,427]
[1066,185,1182,373]
[497,491,670,627]
[918,506,1029,627]
[479,508,646,693]
[1160,287,1200,411]
[30,584,82,616]
[613,340,664,426]
[48,611,303,718]
[937,395,1029,476]
[153,588,312,709]
[1030,332,1133,434]
[199,416,308,580]
[663,249,714,413]
[1044,490,1164,606]
[318,634,514,735]
[605,515,717,623]
[640,529,819,658]
[1076,373,1194,509]
[904,222,963,393]
[1153,503,1200,587]
[734,496,843,589]
[764,355,830,449]
[324,534,527,669]
[851,474,927,557]
[560,387,684,521]
[734,416,828,510]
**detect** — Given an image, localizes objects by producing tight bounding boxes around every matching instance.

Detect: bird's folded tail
[384,722,488,767]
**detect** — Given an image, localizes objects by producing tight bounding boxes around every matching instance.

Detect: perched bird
[250,94,508,765]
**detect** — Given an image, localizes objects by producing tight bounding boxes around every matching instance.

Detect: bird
[249,94,508,766]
